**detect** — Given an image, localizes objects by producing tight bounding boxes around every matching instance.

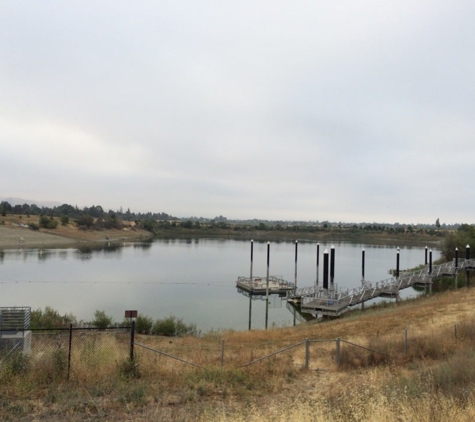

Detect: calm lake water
[0,239,440,332]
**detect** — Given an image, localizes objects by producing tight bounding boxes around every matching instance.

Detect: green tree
[39,216,58,229]
[141,219,157,232]
[441,224,475,261]
[181,220,193,229]
[256,222,267,231]
[91,310,113,328]
[75,215,94,229]
[151,315,198,337]
[31,306,76,329]
[0,201,11,214]
[135,315,153,334]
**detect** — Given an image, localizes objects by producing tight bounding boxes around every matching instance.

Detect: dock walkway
[288,259,475,317]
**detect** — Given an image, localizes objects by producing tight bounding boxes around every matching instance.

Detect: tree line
[0,201,176,223]
[441,223,475,261]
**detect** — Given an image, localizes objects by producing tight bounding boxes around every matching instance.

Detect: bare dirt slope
[0,215,152,249]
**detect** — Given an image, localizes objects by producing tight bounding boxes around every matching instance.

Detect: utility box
[0,307,32,355]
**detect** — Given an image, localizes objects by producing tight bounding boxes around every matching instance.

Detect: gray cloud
[1,1,474,223]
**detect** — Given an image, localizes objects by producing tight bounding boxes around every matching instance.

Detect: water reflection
[237,288,310,329]
[0,239,439,332]
[74,243,125,260]
[38,250,52,261]
[236,287,287,330]
[134,241,153,249]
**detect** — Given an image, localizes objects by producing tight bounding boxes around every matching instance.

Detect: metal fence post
[130,320,135,362]
[305,338,309,370]
[404,329,408,354]
[336,338,341,366]
[67,323,73,380]
[221,339,225,366]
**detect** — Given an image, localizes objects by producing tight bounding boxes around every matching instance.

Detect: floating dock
[288,258,475,317]
[236,276,295,295]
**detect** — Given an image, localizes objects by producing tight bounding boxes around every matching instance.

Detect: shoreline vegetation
[0,213,445,250]
[0,200,450,250]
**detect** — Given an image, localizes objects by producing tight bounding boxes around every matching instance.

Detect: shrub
[39,216,58,229]
[118,358,141,379]
[94,217,123,230]
[152,315,198,337]
[140,219,157,232]
[75,215,94,229]
[60,215,69,226]
[3,352,30,376]
[28,223,39,231]
[31,307,76,329]
[91,310,114,329]
[135,315,153,334]
[181,220,193,229]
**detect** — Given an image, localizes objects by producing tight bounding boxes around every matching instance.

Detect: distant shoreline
[147,226,444,248]
[0,214,445,250]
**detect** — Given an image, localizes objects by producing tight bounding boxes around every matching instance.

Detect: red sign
[125,310,138,318]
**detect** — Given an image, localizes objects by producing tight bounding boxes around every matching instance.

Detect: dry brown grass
[2,287,475,420]
[0,214,151,248]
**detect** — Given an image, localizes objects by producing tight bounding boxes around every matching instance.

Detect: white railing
[299,258,475,313]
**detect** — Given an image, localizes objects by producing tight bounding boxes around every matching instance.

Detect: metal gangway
[287,258,475,317]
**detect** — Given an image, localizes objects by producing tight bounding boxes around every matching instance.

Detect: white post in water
[361,248,365,283]
[293,240,298,326]
[466,245,471,288]
[330,245,335,290]
[396,247,400,279]
[323,249,329,290]
[316,243,320,288]
[250,240,254,282]
[361,248,366,310]
[455,247,459,289]
[429,249,433,294]
[294,240,298,289]
[265,242,270,330]
[248,241,254,330]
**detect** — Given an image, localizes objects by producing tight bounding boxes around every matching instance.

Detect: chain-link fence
[0,326,132,382]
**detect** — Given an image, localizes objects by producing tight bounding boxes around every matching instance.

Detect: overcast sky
[1,1,474,224]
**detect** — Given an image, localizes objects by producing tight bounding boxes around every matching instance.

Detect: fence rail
[134,341,201,368]
[134,335,404,371]
[0,320,470,382]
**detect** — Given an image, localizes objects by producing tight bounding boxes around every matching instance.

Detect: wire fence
[132,334,390,371]
[0,326,131,382]
[1,317,473,382]
[133,319,475,372]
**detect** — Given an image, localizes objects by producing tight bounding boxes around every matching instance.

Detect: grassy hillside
[2,285,475,420]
